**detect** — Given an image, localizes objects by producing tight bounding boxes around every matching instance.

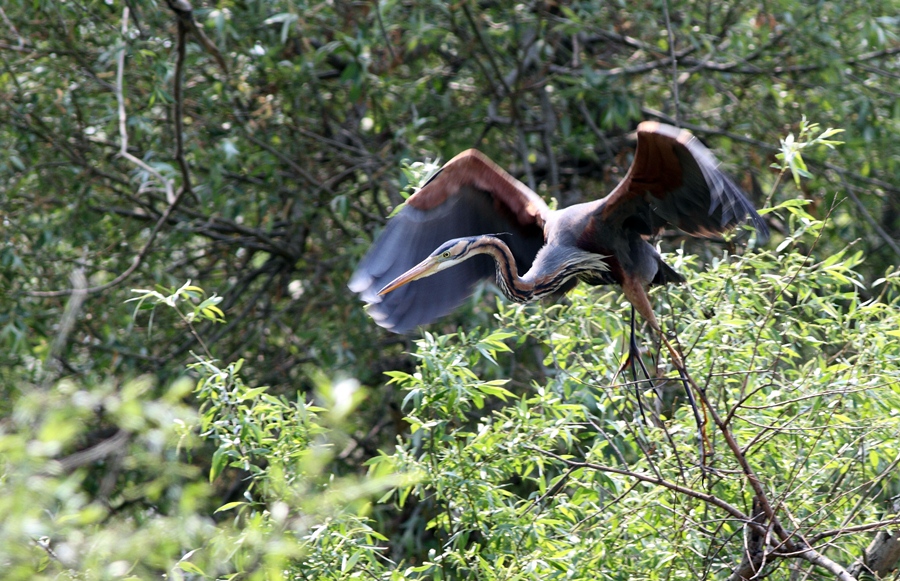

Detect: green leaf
[477,381,514,401]
[177,562,206,575]
[215,501,247,513]
[210,447,228,482]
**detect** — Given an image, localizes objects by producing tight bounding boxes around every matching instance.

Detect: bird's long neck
[469,237,536,302]
[469,236,608,303]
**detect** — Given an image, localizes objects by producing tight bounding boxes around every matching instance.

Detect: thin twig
[462,4,511,98]
[526,445,757,529]
[540,87,559,190]
[729,198,837,425]
[809,517,900,544]
[172,16,193,200]
[374,0,396,61]
[690,384,856,580]
[516,124,536,192]
[577,99,613,158]
[48,430,130,473]
[661,0,681,125]
[0,5,25,49]
[681,45,900,76]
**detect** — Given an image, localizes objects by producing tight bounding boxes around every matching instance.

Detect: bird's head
[377,237,481,296]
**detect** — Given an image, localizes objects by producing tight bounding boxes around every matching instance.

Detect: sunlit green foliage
[0,287,399,580]
[383,213,900,579]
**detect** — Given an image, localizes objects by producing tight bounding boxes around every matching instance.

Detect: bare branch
[847,512,900,579]
[170,11,195,204]
[40,268,87,388]
[462,4,511,98]
[680,45,900,76]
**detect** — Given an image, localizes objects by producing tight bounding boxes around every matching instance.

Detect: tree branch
[847,519,900,579]
[729,497,768,581]
[526,445,755,529]
[164,0,228,74]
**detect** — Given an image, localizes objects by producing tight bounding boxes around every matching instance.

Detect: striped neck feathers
[469,236,608,303]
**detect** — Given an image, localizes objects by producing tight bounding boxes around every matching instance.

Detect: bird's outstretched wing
[600,121,769,241]
[349,150,548,333]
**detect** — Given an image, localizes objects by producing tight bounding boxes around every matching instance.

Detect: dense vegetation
[2,0,899,579]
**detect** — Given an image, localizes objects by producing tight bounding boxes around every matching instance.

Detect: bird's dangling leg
[617,305,655,425]
[621,275,711,465]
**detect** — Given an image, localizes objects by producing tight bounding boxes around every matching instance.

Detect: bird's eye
[441,251,451,258]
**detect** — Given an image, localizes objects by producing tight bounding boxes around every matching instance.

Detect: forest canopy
[1,0,900,579]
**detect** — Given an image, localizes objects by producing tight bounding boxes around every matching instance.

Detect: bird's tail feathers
[652,259,686,285]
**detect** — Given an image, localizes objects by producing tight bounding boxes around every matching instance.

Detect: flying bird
[349,121,768,336]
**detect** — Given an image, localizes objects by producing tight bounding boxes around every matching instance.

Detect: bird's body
[350,122,768,333]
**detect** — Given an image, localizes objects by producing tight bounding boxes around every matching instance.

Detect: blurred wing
[349,150,549,334]
[600,121,769,241]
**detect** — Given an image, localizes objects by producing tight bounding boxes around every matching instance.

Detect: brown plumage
[349,121,768,334]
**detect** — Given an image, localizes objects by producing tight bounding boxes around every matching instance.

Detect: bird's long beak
[378,257,440,296]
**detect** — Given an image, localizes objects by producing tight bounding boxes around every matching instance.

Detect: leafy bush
[0,285,397,580]
[382,208,900,579]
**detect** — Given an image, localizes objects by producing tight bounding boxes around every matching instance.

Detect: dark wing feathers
[349,151,548,333]
[602,121,769,241]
